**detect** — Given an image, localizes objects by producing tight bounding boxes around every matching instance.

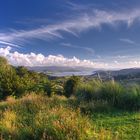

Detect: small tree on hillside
[64,76,79,98]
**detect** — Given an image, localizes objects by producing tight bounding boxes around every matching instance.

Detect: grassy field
[91,112,140,140]
[0,94,139,140]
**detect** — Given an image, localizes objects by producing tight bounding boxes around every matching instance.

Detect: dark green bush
[64,76,79,97]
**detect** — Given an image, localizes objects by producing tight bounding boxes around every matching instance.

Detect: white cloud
[0,46,107,68]
[115,55,129,59]
[0,46,140,69]
[1,8,140,43]
[0,46,11,57]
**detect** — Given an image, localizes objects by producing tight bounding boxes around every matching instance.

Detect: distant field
[0,94,139,140]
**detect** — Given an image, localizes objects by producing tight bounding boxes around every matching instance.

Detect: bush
[64,76,79,98]
[52,84,64,95]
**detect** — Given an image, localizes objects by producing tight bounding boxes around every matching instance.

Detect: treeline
[0,57,52,99]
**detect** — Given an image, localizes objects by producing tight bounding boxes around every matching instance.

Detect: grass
[0,94,97,140]
[91,111,140,140]
[0,94,139,140]
[75,80,140,110]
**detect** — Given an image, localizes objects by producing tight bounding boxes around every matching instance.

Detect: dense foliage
[0,57,51,99]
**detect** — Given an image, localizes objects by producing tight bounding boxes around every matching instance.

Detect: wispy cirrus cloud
[119,38,138,45]
[0,40,21,48]
[1,8,140,43]
[61,43,94,54]
[65,1,92,11]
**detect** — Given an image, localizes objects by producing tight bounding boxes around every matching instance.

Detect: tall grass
[76,80,102,102]
[75,80,140,110]
[100,81,124,106]
[0,94,99,140]
[0,93,139,139]
[118,84,140,110]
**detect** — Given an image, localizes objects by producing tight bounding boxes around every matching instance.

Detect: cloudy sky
[0,0,140,69]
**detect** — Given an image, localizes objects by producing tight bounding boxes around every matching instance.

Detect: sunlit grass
[0,94,139,140]
[0,94,94,139]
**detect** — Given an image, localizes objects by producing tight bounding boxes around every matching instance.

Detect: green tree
[0,57,19,98]
[0,57,52,99]
[64,76,79,97]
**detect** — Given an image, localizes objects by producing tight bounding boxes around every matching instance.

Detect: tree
[0,57,19,98]
[64,76,79,97]
[0,57,52,99]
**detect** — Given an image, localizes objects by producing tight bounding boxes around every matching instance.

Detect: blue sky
[0,0,140,69]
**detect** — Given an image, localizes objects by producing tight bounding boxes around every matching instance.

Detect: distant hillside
[27,66,95,72]
[27,66,140,78]
[90,68,140,83]
[27,66,95,76]
[94,68,140,76]
[27,66,79,73]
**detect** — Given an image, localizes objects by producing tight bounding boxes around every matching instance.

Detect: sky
[0,0,140,69]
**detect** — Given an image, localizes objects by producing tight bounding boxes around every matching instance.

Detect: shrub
[44,82,52,97]
[64,76,79,98]
[52,84,64,95]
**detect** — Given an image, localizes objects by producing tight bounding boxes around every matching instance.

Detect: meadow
[0,94,139,140]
